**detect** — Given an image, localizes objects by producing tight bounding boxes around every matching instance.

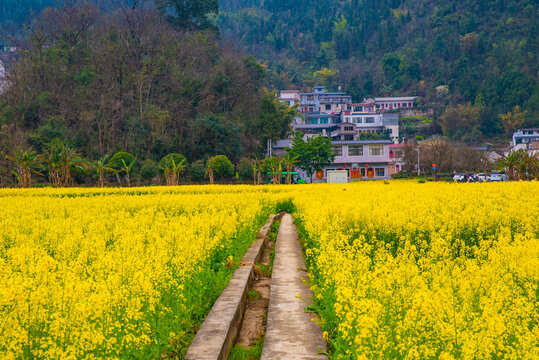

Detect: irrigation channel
[185,213,326,359]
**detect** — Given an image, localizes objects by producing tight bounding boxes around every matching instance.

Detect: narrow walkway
[261,214,326,359]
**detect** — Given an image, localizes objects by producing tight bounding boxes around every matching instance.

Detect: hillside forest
[0,0,538,185]
[0,1,296,186]
[219,0,539,140]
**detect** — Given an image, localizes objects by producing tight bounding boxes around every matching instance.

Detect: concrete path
[261,214,327,359]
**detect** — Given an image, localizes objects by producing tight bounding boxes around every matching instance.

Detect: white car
[477,173,487,182]
[488,172,507,181]
[453,173,466,182]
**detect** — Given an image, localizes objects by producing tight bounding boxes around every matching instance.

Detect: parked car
[453,173,466,182]
[488,171,507,181]
[477,173,487,182]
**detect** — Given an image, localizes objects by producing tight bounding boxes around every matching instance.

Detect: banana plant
[91,154,115,187]
[4,148,44,188]
[205,156,216,185]
[120,157,136,187]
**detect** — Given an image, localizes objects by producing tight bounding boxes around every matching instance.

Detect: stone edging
[185,215,276,360]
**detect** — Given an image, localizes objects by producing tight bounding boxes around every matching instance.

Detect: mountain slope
[218,0,539,137]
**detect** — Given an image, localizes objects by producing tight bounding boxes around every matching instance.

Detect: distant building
[299,86,352,115]
[510,128,539,156]
[375,97,417,111]
[340,111,399,143]
[279,90,300,107]
[272,134,392,182]
[388,143,406,175]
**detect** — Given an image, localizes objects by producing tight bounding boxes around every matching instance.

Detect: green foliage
[219,0,539,133]
[274,199,296,214]
[229,340,264,360]
[109,152,135,172]
[286,132,335,182]
[159,153,187,171]
[189,160,206,182]
[140,159,159,181]
[209,155,234,180]
[251,90,296,150]
[190,116,243,162]
[27,116,67,152]
[156,0,219,31]
[237,157,254,180]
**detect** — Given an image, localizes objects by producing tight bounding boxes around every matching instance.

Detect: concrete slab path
[261,214,327,359]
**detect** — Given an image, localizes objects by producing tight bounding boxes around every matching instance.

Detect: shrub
[237,158,254,181]
[140,159,159,181]
[159,153,187,171]
[211,155,234,180]
[189,160,206,182]
[159,153,187,185]
[109,152,135,172]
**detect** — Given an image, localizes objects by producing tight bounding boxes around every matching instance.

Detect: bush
[211,155,234,180]
[237,158,253,181]
[109,152,135,172]
[159,153,187,171]
[190,160,206,182]
[140,159,159,181]
[391,170,411,179]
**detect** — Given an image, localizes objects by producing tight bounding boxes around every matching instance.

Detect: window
[354,106,362,112]
[310,118,319,124]
[365,117,375,124]
[375,168,385,177]
[357,117,363,124]
[349,145,363,156]
[332,146,342,156]
[325,104,331,110]
[360,168,366,177]
[344,135,354,141]
[369,144,384,156]
[344,126,354,131]
[320,118,328,124]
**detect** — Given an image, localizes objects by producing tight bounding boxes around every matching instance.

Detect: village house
[509,128,539,156]
[276,87,420,182]
[374,96,417,111]
[279,90,300,107]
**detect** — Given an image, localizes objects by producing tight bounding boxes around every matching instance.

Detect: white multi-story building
[510,128,539,156]
[340,111,399,143]
[375,97,417,111]
[279,90,300,107]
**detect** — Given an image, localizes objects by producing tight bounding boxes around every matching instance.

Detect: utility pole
[267,139,272,158]
[414,147,420,177]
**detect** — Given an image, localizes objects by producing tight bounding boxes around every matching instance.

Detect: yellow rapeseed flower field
[1,181,538,359]
[294,181,539,359]
[0,185,289,359]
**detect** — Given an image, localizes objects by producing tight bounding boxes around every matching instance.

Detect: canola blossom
[1,181,538,359]
[295,181,539,359]
[0,186,287,359]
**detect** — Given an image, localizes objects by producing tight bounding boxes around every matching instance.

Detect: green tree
[91,154,115,187]
[252,90,296,152]
[189,160,206,182]
[4,148,45,188]
[286,132,335,183]
[207,155,234,182]
[499,106,527,137]
[237,157,254,181]
[156,0,219,31]
[159,153,187,186]
[109,152,136,187]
